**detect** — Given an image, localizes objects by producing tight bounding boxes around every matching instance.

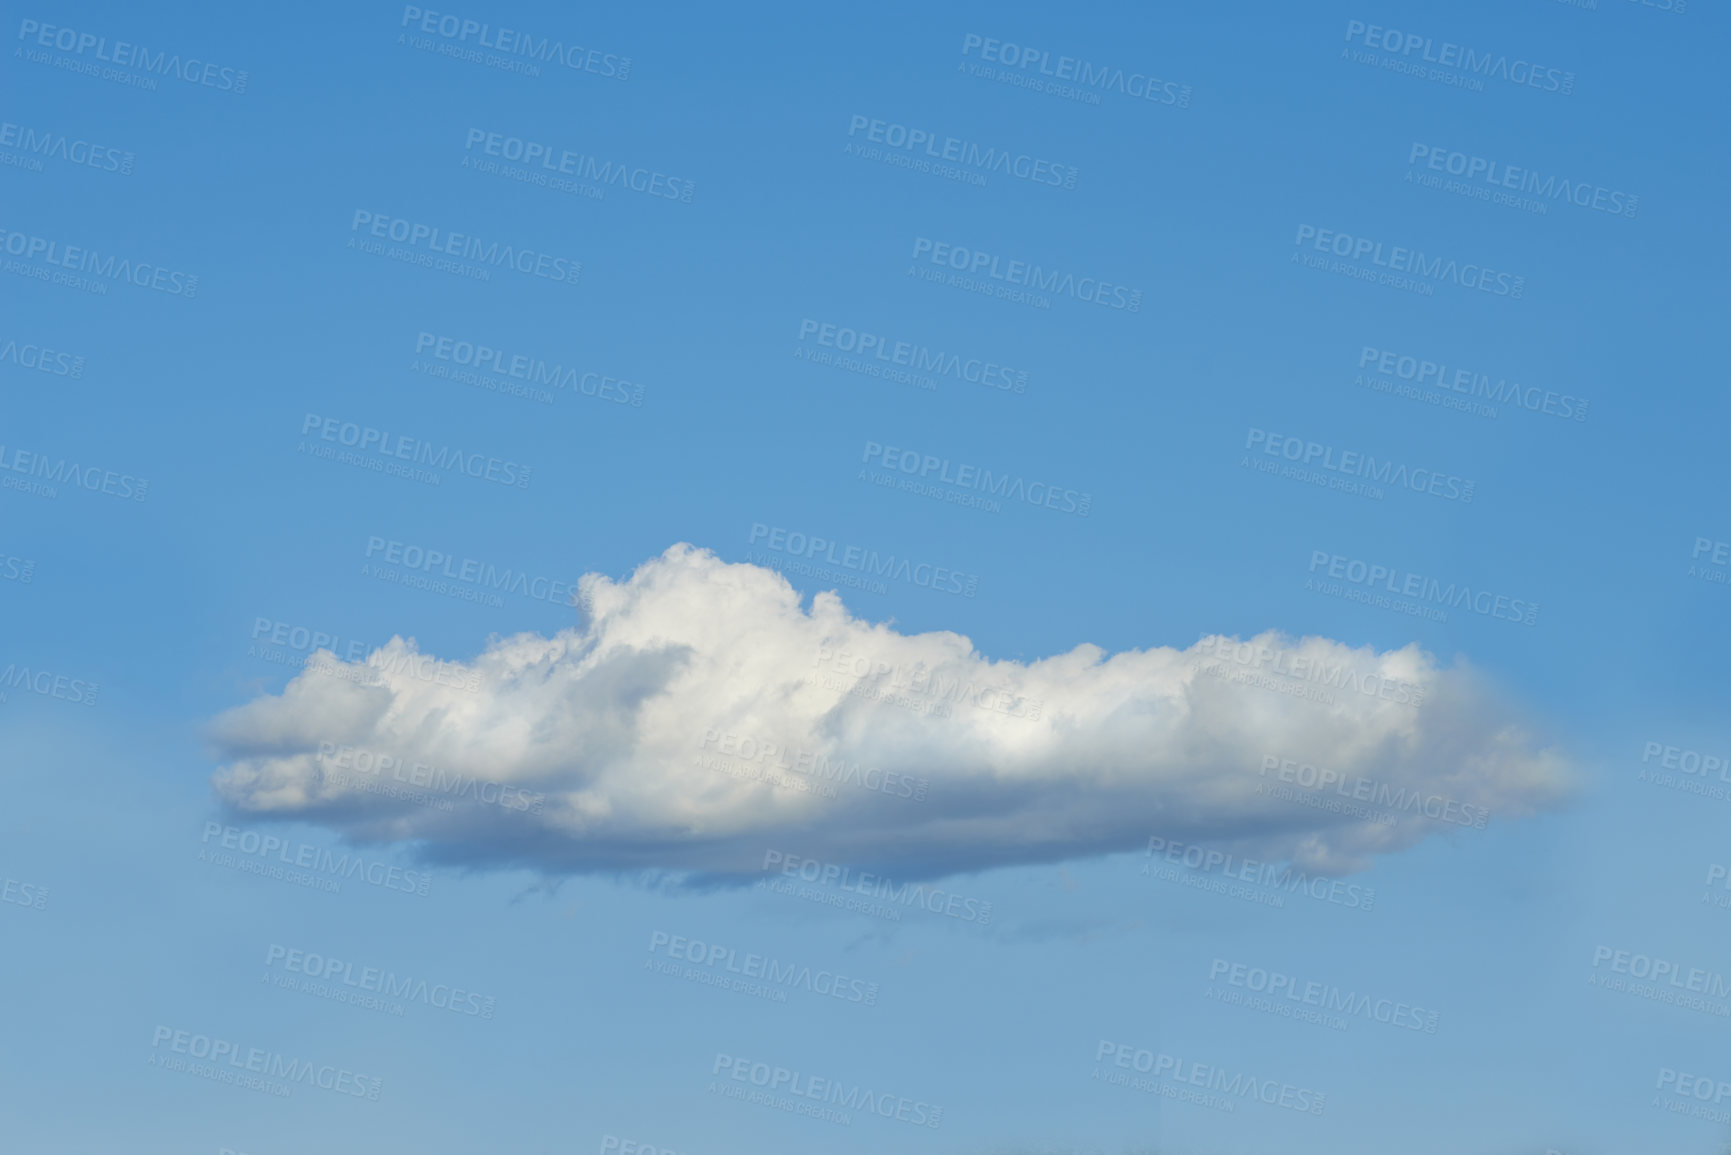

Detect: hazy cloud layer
[210,544,1571,882]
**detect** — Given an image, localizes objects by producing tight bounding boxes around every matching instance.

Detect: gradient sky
[4,1,1729,1153]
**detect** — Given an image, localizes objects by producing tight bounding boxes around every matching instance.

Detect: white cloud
[209,544,1571,882]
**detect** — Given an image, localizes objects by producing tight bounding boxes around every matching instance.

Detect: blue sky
[4,1,1729,1152]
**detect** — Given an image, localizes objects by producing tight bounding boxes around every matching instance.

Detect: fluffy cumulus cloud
[209,544,1571,883]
